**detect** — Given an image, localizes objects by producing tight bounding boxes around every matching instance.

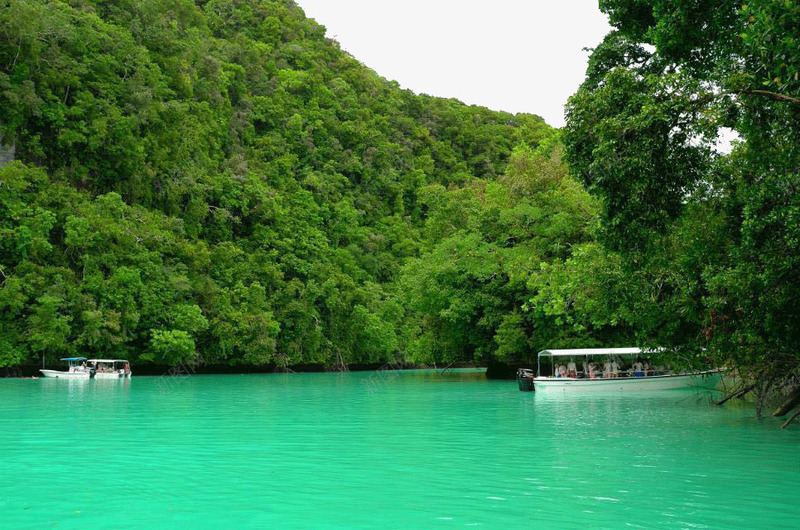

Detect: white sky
[296,1,612,128]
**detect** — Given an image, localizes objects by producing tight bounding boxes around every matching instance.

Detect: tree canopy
[564,0,800,415]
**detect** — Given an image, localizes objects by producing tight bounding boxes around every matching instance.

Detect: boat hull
[94,371,131,379]
[39,370,131,379]
[39,370,89,379]
[533,371,722,392]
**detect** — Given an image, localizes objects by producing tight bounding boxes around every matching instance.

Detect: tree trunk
[756,379,774,419]
[781,409,800,429]
[772,387,800,417]
[715,383,756,406]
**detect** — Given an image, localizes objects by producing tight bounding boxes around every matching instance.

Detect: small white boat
[40,357,91,379]
[532,348,722,392]
[40,358,132,379]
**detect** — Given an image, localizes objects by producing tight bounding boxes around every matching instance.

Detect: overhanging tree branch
[739,89,800,105]
[690,88,800,109]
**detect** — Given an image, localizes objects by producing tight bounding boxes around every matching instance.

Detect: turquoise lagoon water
[1,370,798,528]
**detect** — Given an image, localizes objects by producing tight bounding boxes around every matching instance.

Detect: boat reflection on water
[39,372,132,405]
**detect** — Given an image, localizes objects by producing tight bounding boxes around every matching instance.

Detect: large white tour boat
[40,358,132,379]
[530,348,722,392]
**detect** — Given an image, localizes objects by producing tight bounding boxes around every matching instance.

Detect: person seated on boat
[602,360,612,378]
[566,361,577,378]
[643,361,653,376]
[633,360,644,377]
[610,359,620,378]
[556,364,567,378]
[582,361,595,379]
[587,362,597,379]
[81,361,87,371]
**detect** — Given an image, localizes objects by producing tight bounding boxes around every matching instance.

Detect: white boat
[40,358,132,379]
[532,348,722,392]
[87,359,132,379]
[40,357,92,379]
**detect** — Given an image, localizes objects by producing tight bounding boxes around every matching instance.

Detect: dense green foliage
[563,0,800,399]
[9,0,794,393]
[1,0,608,370]
[401,140,609,365]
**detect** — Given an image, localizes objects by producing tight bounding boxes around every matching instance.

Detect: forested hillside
[1,0,615,372]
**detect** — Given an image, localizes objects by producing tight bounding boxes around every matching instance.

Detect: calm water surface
[1,370,798,528]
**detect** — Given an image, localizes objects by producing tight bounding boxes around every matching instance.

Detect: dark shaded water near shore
[1,370,798,528]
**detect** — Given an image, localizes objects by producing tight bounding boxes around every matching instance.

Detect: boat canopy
[60,357,88,362]
[536,347,664,378]
[88,359,129,363]
[537,348,663,358]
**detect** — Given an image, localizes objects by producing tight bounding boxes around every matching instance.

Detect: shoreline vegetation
[4,361,487,379]
[1,1,798,424]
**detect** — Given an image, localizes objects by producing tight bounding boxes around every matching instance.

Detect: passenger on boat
[610,359,620,378]
[587,362,597,379]
[567,361,577,378]
[633,360,644,377]
[557,365,567,378]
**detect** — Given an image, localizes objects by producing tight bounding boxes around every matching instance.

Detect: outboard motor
[517,368,535,392]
